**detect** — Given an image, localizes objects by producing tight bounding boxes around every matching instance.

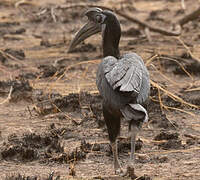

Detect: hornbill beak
[68,21,101,52]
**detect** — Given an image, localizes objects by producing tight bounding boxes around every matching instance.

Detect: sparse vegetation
[0,0,200,179]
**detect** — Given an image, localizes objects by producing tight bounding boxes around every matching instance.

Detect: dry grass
[1,1,200,179]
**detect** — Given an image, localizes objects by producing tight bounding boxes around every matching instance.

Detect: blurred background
[0,0,200,179]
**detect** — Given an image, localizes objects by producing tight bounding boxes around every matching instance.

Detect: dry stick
[115,9,181,36]
[27,106,33,117]
[0,50,23,64]
[147,55,194,86]
[185,87,200,92]
[181,0,186,10]
[158,55,194,80]
[146,146,200,155]
[163,104,195,116]
[176,37,200,63]
[150,96,195,116]
[0,86,13,105]
[51,7,57,22]
[150,80,200,109]
[15,0,36,8]
[118,5,200,32]
[178,6,200,26]
[144,27,152,42]
[150,64,182,86]
[145,54,158,66]
[184,134,199,140]
[157,85,189,124]
[43,59,100,97]
[57,4,181,36]
[0,50,38,71]
[56,59,100,81]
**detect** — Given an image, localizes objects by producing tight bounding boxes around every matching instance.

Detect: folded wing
[103,53,145,98]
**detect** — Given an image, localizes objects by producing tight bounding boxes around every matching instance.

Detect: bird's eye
[96,15,102,23]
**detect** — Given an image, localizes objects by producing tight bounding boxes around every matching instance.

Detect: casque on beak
[68,20,101,52]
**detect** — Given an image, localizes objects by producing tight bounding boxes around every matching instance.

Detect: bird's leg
[111,140,123,174]
[102,104,122,174]
[122,125,138,177]
[128,124,139,168]
[130,129,137,165]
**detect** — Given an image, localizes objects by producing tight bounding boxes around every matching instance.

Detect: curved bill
[68,21,101,52]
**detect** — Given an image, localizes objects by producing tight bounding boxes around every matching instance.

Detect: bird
[68,7,150,175]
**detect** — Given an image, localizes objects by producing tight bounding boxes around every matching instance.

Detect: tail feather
[120,104,148,127]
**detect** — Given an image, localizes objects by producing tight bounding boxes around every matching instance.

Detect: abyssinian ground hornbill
[68,8,150,175]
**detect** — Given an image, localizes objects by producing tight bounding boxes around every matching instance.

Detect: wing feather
[103,53,145,96]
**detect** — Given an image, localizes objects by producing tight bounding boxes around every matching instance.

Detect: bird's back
[96,53,150,111]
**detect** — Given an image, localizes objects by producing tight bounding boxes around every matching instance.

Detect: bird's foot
[114,161,124,175]
[115,167,124,175]
[120,162,137,178]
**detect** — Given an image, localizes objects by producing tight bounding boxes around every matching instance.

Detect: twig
[0,86,13,105]
[145,54,158,66]
[115,9,181,36]
[51,7,57,22]
[181,0,186,10]
[48,171,54,180]
[184,134,199,140]
[15,0,35,8]
[150,64,182,87]
[150,80,200,109]
[144,27,152,42]
[36,8,48,16]
[178,6,200,26]
[162,105,195,116]
[0,49,37,71]
[27,105,33,117]
[145,146,200,155]
[55,59,100,81]
[176,37,200,63]
[158,54,194,80]
[184,87,200,92]
[57,4,181,36]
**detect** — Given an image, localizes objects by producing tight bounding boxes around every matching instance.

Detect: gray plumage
[97,52,150,119]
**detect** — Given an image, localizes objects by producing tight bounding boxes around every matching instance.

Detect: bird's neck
[102,24,120,59]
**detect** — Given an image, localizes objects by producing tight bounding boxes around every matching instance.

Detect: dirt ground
[0,0,200,179]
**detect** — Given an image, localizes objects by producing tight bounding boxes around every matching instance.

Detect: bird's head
[68,7,121,54]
